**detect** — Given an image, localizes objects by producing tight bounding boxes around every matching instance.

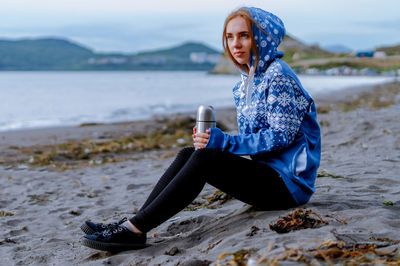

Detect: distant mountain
[0,38,94,70]
[137,42,219,57]
[0,38,221,71]
[322,44,352,54]
[126,42,221,70]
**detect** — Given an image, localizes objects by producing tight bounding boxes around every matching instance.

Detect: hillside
[0,38,220,71]
[0,38,94,70]
[376,44,400,56]
[137,42,219,58]
[125,42,220,70]
[278,35,334,63]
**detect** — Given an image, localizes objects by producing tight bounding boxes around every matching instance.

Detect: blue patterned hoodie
[206,7,321,205]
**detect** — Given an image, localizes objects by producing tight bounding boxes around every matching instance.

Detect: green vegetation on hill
[0,38,220,71]
[279,35,335,63]
[137,42,219,57]
[127,42,220,70]
[0,38,94,70]
[376,44,400,56]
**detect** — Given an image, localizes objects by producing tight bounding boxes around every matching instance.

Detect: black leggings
[130,147,296,233]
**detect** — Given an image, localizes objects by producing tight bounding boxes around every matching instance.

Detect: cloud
[302,31,400,51]
[355,19,400,31]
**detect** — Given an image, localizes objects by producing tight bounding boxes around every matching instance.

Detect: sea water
[0,71,394,132]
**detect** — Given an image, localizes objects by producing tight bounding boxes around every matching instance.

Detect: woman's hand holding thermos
[192,127,210,149]
[193,105,215,149]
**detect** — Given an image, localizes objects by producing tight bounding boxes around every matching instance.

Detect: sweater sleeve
[206,74,308,155]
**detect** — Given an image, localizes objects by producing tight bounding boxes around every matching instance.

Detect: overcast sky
[1,0,399,53]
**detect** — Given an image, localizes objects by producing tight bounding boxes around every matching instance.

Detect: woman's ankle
[122,220,143,234]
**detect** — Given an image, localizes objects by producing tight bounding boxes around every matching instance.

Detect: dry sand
[1,81,399,265]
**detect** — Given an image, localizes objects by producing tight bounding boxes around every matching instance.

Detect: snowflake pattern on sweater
[233,61,310,152]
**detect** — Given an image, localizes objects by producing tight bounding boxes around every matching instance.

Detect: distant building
[132,56,167,65]
[109,57,127,64]
[359,68,378,75]
[373,51,387,59]
[304,68,319,75]
[88,57,127,65]
[325,68,340,75]
[382,70,396,76]
[190,52,220,64]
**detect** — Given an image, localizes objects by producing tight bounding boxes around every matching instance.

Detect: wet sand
[1,81,399,265]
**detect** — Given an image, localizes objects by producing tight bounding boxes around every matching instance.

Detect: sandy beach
[1,80,400,265]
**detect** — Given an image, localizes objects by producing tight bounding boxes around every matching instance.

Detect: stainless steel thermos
[196,105,216,133]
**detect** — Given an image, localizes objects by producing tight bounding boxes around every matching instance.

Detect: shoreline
[1,81,399,265]
[0,75,396,135]
[0,78,396,136]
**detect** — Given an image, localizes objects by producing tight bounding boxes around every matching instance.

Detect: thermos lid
[196,105,215,122]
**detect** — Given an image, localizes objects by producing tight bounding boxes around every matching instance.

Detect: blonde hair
[222,8,259,75]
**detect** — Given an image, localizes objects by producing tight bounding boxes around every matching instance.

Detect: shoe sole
[81,237,147,252]
[80,223,96,235]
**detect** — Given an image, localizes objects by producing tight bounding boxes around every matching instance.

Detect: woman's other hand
[192,127,210,149]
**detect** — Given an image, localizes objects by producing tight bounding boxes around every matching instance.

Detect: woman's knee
[191,148,222,162]
[176,147,195,159]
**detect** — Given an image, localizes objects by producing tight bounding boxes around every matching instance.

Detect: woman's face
[226,16,252,68]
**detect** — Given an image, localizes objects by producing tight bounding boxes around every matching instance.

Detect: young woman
[81,7,321,252]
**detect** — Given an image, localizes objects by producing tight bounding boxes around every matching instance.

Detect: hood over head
[243,7,286,73]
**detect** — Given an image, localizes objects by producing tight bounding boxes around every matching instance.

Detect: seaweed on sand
[317,170,344,179]
[0,211,14,217]
[253,239,400,265]
[311,240,400,265]
[216,248,257,266]
[185,190,233,211]
[7,117,202,170]
[269,209,329,233]
[5,116,230,171]
[325,81,400,113]
[383,201,394,206]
